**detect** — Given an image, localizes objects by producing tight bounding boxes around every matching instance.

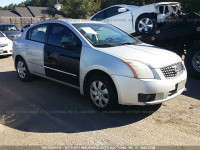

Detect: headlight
[122,60,154,79]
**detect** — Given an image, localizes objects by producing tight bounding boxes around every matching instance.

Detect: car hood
[2,31,21,36]
[96,43,182,69]
[0,37,12,44]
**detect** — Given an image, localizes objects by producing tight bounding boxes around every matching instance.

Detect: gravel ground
[0,56,200,147]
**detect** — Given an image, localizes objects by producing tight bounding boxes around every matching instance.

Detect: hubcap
[192,51,200,72]
[138,18,154,33]
[90,81,109,108]
[17,61,26,79]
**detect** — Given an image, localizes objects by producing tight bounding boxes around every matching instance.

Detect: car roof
[61,19,105,24]
[0,23,15,26]
[113,4,139,9]
[36,19,105,26]
[154,2,180,5]
[108,2,180,9]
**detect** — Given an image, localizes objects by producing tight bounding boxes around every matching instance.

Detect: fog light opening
[138,94,156,102]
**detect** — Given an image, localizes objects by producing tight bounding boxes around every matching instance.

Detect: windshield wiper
[94,44,116,47]
[118,42,135,46]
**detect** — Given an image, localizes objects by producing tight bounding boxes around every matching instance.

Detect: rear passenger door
[44,23,82,87]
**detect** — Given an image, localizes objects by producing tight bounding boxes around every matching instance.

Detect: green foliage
[7,3,16,10]
[178,0,200,12]
[1,0,200,18]
[61,0,101,19]
[42,13,63,20]
[30,0,41,6]
[18,2,26,7]
[55,14,64,19]
[100,0,145,9]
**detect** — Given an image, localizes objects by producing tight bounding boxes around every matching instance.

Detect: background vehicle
[90,2,182,34]
[13,19,186,110]
[21,24,33,32]
[0,23,21,40]
[0,31,13,56]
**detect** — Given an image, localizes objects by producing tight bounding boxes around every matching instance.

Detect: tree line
[0,0,200,18]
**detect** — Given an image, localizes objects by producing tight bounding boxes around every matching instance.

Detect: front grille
[0,44,7,47]
[161,62,184,78]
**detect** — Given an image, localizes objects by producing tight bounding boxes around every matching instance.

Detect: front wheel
[185,43,200,78]
[135,14,157,34]
[87,75,118,111]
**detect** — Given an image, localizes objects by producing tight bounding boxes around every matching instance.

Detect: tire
[16,57,34,82]
[87,75,118,111]
[185,43,200,78]
[135,14,157,34]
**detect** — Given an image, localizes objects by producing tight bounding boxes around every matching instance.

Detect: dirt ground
[0,56,199,148]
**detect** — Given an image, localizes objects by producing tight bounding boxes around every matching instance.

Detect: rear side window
[105,6,123,18]
[92,6,128,21]
[27,24,47,43]
[91,10,106,21]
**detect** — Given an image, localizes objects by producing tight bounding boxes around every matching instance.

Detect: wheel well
[135,13,157,29]
[136,13,157,21]
[83,70,117,97]
[15,55,23,69]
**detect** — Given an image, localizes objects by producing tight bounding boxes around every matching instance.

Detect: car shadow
[0,71,161,133]
[182,77,200,100]
[0,55,11,59]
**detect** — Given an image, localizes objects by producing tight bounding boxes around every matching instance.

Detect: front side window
[47,24,82,52]
[73,23,140,47]
[0,25,19,31]
[27,25,47,43]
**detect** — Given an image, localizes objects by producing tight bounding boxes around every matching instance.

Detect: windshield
[0,25,19,31]
[0,32,5,37]
[73,23,140,47]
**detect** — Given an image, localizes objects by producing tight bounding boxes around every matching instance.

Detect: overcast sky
[0,0,24,7]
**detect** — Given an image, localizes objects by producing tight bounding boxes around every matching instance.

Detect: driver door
[44,23,82,87]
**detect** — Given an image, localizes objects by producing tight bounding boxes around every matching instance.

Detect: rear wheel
[136,14,157,34]
[16,57,34,82]
[87,75,118,111]
[185,43,200,78]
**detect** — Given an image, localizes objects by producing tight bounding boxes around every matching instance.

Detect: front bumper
[0,49,13,56]
[0,44,13,56]
[111,70,187,106]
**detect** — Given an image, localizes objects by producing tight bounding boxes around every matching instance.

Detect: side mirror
[118,8,127,13]
[61,41,76,49]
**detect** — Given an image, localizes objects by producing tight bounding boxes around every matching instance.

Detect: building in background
[0,1,66,29]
